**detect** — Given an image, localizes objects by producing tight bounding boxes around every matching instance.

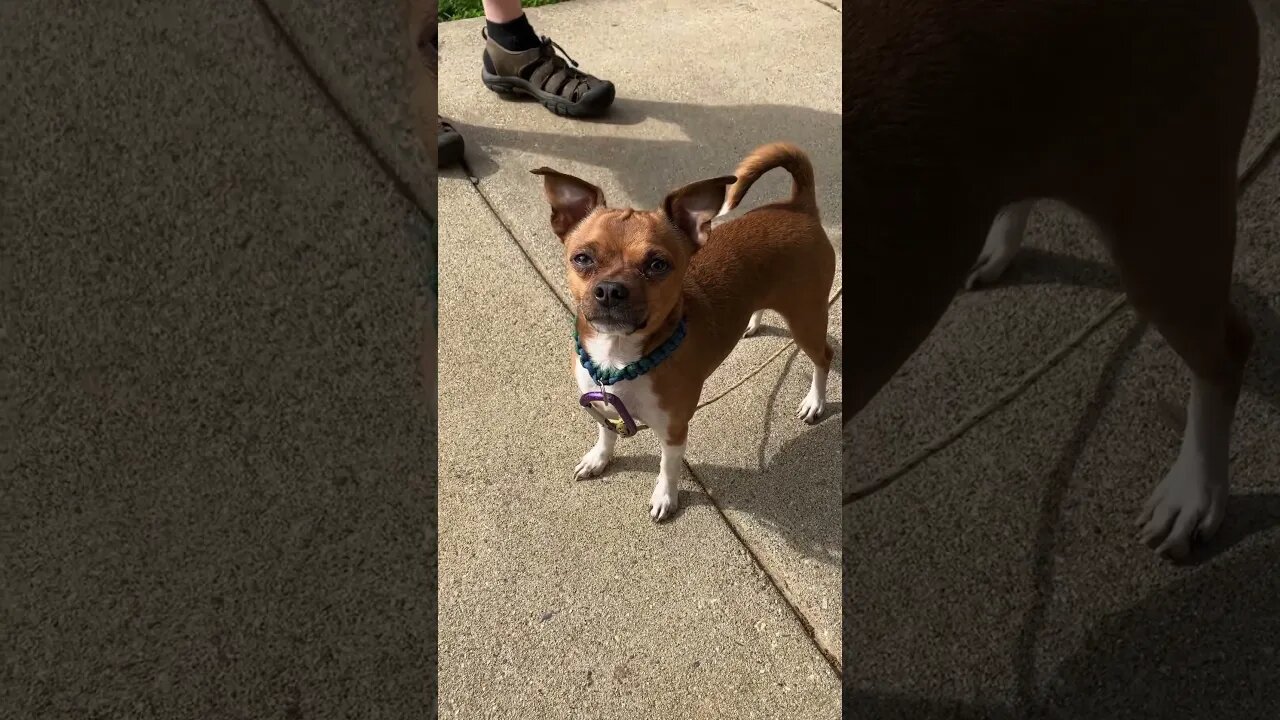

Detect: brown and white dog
[847,0,1260,559]
[533,143,836,520]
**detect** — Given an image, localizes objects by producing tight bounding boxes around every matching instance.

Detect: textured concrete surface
[436,177,839,719]
[2,2,434,718]
[261,0,437,213]
[437,0,843,403]
[1242,0,1280,172]
[845,1,1280,713]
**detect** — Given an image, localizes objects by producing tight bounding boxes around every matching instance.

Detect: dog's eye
[647,258,669,274]
[571,253,594,267]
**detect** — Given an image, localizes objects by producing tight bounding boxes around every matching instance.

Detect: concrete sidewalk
[437,0,842,716]
[5,0,434,717]
[846,1,1280,716]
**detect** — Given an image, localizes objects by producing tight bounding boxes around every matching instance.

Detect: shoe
[480,30,616,118]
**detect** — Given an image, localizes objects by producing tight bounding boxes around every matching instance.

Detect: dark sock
[486,13,541,52]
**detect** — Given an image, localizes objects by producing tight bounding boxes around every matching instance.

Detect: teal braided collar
[574,317,687,386]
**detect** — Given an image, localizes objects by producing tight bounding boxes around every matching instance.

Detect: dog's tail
[719,142,818,217]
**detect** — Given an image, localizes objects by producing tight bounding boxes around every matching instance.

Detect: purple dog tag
[579,390,639,437]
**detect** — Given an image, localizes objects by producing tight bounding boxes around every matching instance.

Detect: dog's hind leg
[965,199,1034,290]
[774,281,836,424]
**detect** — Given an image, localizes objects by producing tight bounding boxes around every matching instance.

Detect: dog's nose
[593,281,629,307]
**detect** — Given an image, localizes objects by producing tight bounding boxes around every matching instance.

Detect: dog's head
[531,167,735,336]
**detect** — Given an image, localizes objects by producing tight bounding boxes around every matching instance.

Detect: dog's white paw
[574,446,612,479]
[797,387,825,424]
[649,482,678,521]
[1135,456,1227,560]
[743,311,764,338]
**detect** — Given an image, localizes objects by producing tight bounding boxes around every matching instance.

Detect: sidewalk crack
[251,0,435,223]
[460,169,574,317]
[684,459,843,677]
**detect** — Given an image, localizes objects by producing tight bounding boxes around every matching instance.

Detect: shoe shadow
[479,92,652,128]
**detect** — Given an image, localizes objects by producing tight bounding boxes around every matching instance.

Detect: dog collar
[573,317,687,386]
[574,317,687,437]
[579,390,639,437]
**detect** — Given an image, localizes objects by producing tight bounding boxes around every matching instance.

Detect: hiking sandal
[438,117,465,168]
[480,30,616,118]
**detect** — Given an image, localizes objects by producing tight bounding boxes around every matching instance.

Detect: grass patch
[439,0,566,22]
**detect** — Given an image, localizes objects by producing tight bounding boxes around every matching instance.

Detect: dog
[532,143,836,520]
[846,0,1260,559]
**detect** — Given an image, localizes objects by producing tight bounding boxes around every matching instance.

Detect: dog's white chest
[574,335,667,434]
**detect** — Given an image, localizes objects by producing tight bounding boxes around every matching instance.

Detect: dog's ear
[530,167,606,241]
[662,175,736,248]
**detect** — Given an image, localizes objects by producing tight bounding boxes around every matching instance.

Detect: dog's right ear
[530,167,606,242]
[662,175,736,248]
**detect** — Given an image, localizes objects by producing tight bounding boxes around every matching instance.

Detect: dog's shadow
[443,97,842,227]
[594,339,844,568]
[846,505,1280,718]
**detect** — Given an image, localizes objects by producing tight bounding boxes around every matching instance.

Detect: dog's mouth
[584,309,648,335]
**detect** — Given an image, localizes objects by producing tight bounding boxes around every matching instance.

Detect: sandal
[438,117,465,168]
[480,30,616,118]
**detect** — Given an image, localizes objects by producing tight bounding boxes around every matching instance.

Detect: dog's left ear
[530,167,607,242]
[662,175,737,248]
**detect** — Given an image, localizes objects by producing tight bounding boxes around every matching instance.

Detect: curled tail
[720,142,819,217]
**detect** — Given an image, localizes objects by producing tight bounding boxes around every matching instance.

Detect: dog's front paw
[797,387,825,424]
[574,446,612,480]
[649,482,679,522]
[1135,456,1227,560]
[742,310,764,338]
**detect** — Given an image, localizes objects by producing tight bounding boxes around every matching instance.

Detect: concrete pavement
[846,1,1280,716]
[437,0,842,716]
[4,1,434,717]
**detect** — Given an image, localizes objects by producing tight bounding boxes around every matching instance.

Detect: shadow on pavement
[691,340,843,567]
[847,529,1280,719]
[447,98,842,213]
[843,689,1019,720]
[599,348,843,569]
[995,247,1280,422]
[847,240,1280,714]
[848,243,1280,715]
[684,403,844,567]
